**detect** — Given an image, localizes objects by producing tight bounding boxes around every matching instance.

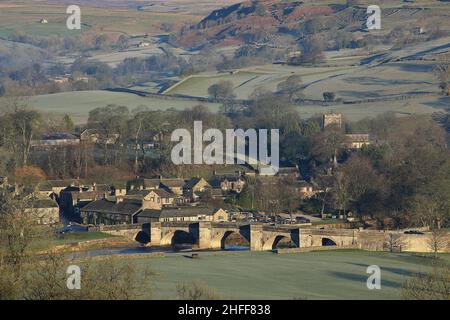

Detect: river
[69,245,250,259]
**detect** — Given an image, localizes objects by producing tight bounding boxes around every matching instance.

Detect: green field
[0,2,199,38]
[130,250,449,300]
[25,89,446,124]
[30,231,116,253]
[27,91,222,124]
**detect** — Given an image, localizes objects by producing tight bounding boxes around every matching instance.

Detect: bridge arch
[134,231,150,244]
[262,235,291,251]
[321,237,338,246]
[211,230,250,249]
[160,230,194,247]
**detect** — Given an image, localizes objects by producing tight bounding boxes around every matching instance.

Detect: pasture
[27,90,222,124]
[130,250,450,299]
[25,88,446,124]
[0,2,199,38]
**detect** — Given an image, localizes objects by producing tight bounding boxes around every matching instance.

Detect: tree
[0,192,152,300]
[384,233,406,252]
[278,176,301,220]
[434,54,450,96]
[0,104,40,166]
[403,265,450,300]
[87,105,129,165]
[207,81,235,101]
[116,34,129,50]
[300,36,324,64]
[176,280,222,300]
[323,92,336,102]
[277,75,304,102]
[312,125,345,165]
[427,228,448,259]
[62,114,74,132]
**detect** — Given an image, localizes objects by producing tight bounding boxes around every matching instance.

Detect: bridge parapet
[262,226,299,233]
[99,224,142,231]
[160,221,198,228]
[211,222,250,229]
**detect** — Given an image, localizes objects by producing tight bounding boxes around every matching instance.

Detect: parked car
[296,217,311,224]
[404,230,424,235]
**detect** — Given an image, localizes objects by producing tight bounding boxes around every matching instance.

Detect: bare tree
[384,233,406,252]
[434,54,450,96]
[427,228,448,258]
[277,75,304,102]
[176,280,222,300]
[403,265,450,300]
[208,81,235,101]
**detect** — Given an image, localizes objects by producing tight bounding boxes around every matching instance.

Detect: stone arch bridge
[100,222,357,251]
[97,223,449,253]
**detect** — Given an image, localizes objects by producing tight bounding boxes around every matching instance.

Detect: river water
[69,245,250,258]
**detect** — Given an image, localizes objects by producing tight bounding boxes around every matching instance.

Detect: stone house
[126,178,161,191]
[211,176,246,193]
[136,207,229,224]
[31,132,80,149]
[59,186,108,215]
[344,134,370,149]
[124,189,180,210]
[24,199,60,225]
[159,179,186,195]
[80,198,142,225]
[276,166,300,178]
[37,179,86,198]
[183,177,211,201]
[80,129,119,145]
[295,181,315,199]
[323,113,342,129]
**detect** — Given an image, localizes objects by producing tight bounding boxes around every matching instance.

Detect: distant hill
[175,0,450,49]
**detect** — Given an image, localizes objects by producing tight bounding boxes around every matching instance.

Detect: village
[0,112,373,236]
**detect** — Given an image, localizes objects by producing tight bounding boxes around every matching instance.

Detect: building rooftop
[81,199,141,216]
[138,207,221,219]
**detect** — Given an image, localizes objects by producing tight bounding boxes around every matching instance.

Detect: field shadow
[423,96,450,111]
[396,63,434,73]
[343,76,430,86]
[338,90,381,98]
[346,262,415,277]
[329,271,401,288]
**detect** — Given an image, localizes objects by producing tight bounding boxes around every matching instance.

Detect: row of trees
[1,87,449,230]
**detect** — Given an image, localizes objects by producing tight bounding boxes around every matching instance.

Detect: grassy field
[129,250,449,300]
[0,2,200,38]
[27,91,222,124]
[165,66,359,99]
[25,89,446,124]
[30,231,116,253]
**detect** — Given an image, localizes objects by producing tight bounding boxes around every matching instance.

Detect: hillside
[176,0,450,49]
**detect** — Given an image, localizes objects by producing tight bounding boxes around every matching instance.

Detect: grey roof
[138,207,220,219]
[277,167,299,174]
[160,179,186,188]
[81,199,141,216]
[183,177,202,189]
[126,188,175,199]
[126,189,153,197]
[32,199,59,208]
[40,132,79,140]
[154,188,176,198]
[137,209,161,219]
[345,134,370,142]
